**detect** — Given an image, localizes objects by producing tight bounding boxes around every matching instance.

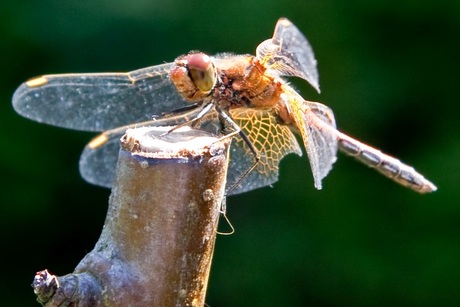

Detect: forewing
[12,63,190,131]
[227,108,302,195]
[256,18,320,92]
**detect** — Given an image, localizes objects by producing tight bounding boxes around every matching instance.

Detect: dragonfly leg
[226,130,261,191]
[216,197,235,235]
[161,102,214,136]
[153,103,200,119]
[214,108,261,195]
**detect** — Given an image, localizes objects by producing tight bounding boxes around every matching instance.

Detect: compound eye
[187,53,217,92]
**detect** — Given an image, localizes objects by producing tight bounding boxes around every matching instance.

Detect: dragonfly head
[187,53,217,92]
[170,52,217,102]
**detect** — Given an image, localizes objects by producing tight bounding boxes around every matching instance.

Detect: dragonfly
[12,18,436,195]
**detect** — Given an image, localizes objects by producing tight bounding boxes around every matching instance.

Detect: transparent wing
[226,108,302,195]
[282,86,337,189]
[302,101,338,189]
[12,63,191,132]
[79,107,205,188]
[256,18,320,92]
[82,107,302,193]
[80,130,123,188]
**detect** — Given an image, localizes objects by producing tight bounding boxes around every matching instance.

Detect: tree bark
[33,126,230,306]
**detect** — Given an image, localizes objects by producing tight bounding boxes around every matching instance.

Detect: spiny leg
[211,107,261,195]
[161,102,214,136]
[153,103,200,119]
[216,197,235,235]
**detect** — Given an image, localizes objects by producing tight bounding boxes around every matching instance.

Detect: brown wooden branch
[33,127,230,306]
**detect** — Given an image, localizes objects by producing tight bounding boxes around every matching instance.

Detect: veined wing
[12,63,190,132]
[79,106,205,188]
[80,129,124,188]
[283,86,338,190]
[301,101,338,189]
[227,108,302,195]
[256,18,320,92]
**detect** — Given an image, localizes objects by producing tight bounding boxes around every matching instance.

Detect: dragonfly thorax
[214,56,283,110]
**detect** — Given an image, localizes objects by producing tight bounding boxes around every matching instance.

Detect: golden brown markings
[230,108,300,177]
[214,56,281,110]
[87,133,109,149]
[26,76,48,88]
[280,86,309,150]
[231,57,282,108]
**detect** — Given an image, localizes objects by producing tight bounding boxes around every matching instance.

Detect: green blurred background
[2,0,459,306]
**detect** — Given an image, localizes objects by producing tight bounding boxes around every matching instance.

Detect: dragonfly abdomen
[337,134,437,193]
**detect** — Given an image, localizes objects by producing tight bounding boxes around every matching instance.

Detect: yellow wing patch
[227,107,301,194]
[26,76,48,88]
